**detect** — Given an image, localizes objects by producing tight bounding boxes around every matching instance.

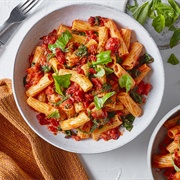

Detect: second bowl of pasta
[148,105,180,179]
[13,3,164,153]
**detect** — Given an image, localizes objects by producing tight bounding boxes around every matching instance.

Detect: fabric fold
[0,79,89,180]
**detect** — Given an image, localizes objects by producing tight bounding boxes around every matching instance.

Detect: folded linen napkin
[0,79,89,180]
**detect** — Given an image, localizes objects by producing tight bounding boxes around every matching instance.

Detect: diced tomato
[137,81,152,95]
[105,37,120,54]
[56,48,66,64]
[91,78,102,90]
[100,126,121,141]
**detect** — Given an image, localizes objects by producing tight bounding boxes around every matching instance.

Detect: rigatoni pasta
[152,113,180,179]
[24,16,154,141]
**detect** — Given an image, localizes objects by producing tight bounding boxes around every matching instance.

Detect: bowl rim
[12,3,165,154]
[147,104,180,178]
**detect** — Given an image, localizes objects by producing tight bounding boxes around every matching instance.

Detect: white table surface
[1,0,180,179]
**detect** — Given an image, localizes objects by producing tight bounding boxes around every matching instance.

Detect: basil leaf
[127,0,139,13]
[152,14,165,33]
[47,53,56,61]
[94,67,105,77]
[41,65,51,73]
[53,74,72,95]
[168,0,180,14]
[139,53,154,65]
[48,30,72,53]
[130,90,142,104]
[119,74,133,93]
[170,28,180,48]
[94,91,116,110]
[75,44,88,58]
[122,114,135,131]
[155,2,178,27]
[92,50,112,65]
[132,1,150,25]
[47,111,60,119]
[167,53,179,65]
[171,155,180,172]
[103,66,114,74]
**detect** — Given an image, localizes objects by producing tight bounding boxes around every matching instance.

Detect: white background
[1,0,180,179]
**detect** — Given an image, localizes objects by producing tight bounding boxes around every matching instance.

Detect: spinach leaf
[167,53,179,65]
[48,30,72,53]
[94,91,116,110]
[119,74,133,93]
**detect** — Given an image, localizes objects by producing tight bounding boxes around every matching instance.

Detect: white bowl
[147,105,180,179]
[13,3,164,154]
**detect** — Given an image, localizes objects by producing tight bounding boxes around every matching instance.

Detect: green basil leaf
[152,14,165,33]
[171,155,180,172]
[168,0,180,14]
[127,0,139,13]
[122,114,135,131]
[94,67,105,77]
[47,111,60,119]
[167,53,179,65]
[170,28,180,48]
[132,1,150,25]
[92,50,112,65]
[75,44,88,58]
[41,65,51,73]
[48,30,72,53]
[53,74,72,95]
[155,2,178,27]
[119,74,133,93]
[130,90,142,104]
[94,91,116,110]
[103,66,114,74]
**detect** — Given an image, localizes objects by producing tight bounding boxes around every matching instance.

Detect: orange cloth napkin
[0,79,89,180]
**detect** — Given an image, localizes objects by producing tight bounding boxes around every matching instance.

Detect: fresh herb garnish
[41,65,51,73]
[127,0,180,48]
[75,44,88,58]
[122,114,135,131]
[94,67,105,77]
[170,28,180,48]
[47,111,60,119]
[48,30,72,53]
[171,154,180,172]
[94,91,116,110]
[167,53,179,65]
[119,74,133,93]
[139,53,154,66]
[130,88,142,104]
[92,50,112,65]
[53,74,72,95]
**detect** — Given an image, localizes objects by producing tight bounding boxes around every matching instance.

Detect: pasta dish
[152,114,180,179]
[24,16,153,141]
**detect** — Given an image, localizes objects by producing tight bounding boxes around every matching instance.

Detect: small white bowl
[147,105,180,179]
[13,3,164,154]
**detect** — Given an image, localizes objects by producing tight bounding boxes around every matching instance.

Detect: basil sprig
[53,74,71,95]
[48,30,72,53]
[94,91,116,110]
[92,50,112,65]
[119,74,133,93]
